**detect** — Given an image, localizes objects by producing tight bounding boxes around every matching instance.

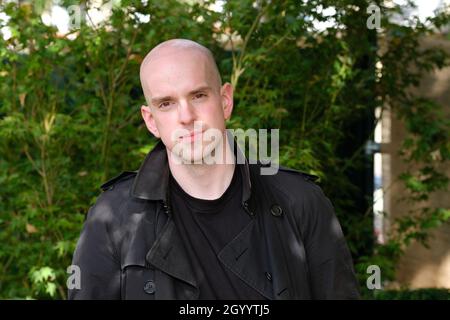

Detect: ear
[141,105,160,138]
[220,83,234,121]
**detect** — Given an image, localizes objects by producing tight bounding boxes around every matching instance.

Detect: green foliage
[373,288,450,300]
[0,0,449,299]
[29,266,57,298]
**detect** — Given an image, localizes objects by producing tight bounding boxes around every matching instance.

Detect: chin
[170,139,222,165]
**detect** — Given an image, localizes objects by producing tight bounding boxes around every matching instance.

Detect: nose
[177,99,196,125]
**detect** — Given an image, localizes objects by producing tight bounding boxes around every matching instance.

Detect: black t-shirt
[169,166,266,300]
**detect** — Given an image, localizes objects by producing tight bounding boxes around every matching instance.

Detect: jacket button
[270,204,283,217]
[243,202,255,216]
[265,272,272,281]
[143,280,156,295]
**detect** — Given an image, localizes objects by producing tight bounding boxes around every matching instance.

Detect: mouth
[179,130,203,142]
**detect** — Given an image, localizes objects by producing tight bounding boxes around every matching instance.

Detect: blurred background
[0,0,449,299]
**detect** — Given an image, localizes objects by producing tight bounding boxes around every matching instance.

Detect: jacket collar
[131,130,252,204]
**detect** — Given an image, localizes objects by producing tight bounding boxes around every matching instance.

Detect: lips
[180,130,203,141]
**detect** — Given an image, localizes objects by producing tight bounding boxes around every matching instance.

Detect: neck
[167,133,236,200]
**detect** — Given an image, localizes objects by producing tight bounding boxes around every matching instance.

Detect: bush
[1,0,449,299]
[373,288,450,300]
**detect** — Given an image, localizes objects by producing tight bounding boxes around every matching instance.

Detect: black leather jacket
[68,140,360,300]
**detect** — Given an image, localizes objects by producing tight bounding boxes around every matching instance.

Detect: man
[68,39,360,300]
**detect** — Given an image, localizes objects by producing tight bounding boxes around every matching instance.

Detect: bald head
[140,39,222,105]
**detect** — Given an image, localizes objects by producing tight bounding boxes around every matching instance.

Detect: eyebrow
[151,95,173,106]
[150,86,213,106]
[188,85,212,95]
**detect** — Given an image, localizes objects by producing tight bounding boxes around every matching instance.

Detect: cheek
[210,106,226,128]
[159,129,176,151]
[154,116,175,141]
[204,100,225,121]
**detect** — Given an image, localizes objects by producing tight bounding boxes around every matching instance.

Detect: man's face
[140,48,233,163]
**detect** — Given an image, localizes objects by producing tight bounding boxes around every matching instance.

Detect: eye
[159,101,172,109]
[193,92,207,100]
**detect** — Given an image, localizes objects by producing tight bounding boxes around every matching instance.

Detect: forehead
[142,49,215,97]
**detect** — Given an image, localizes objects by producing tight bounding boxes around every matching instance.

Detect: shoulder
[255,164,337,238]
[277,165,319,183]
[256,164,321,196]
[85,171,140,224]
[253,163,331,213]
[96,171,138,209]
[100,170,138,192]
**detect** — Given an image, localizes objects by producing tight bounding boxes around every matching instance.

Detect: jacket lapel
[217,166,293,300]
[145,216,198,293]
[217,217,275,300]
